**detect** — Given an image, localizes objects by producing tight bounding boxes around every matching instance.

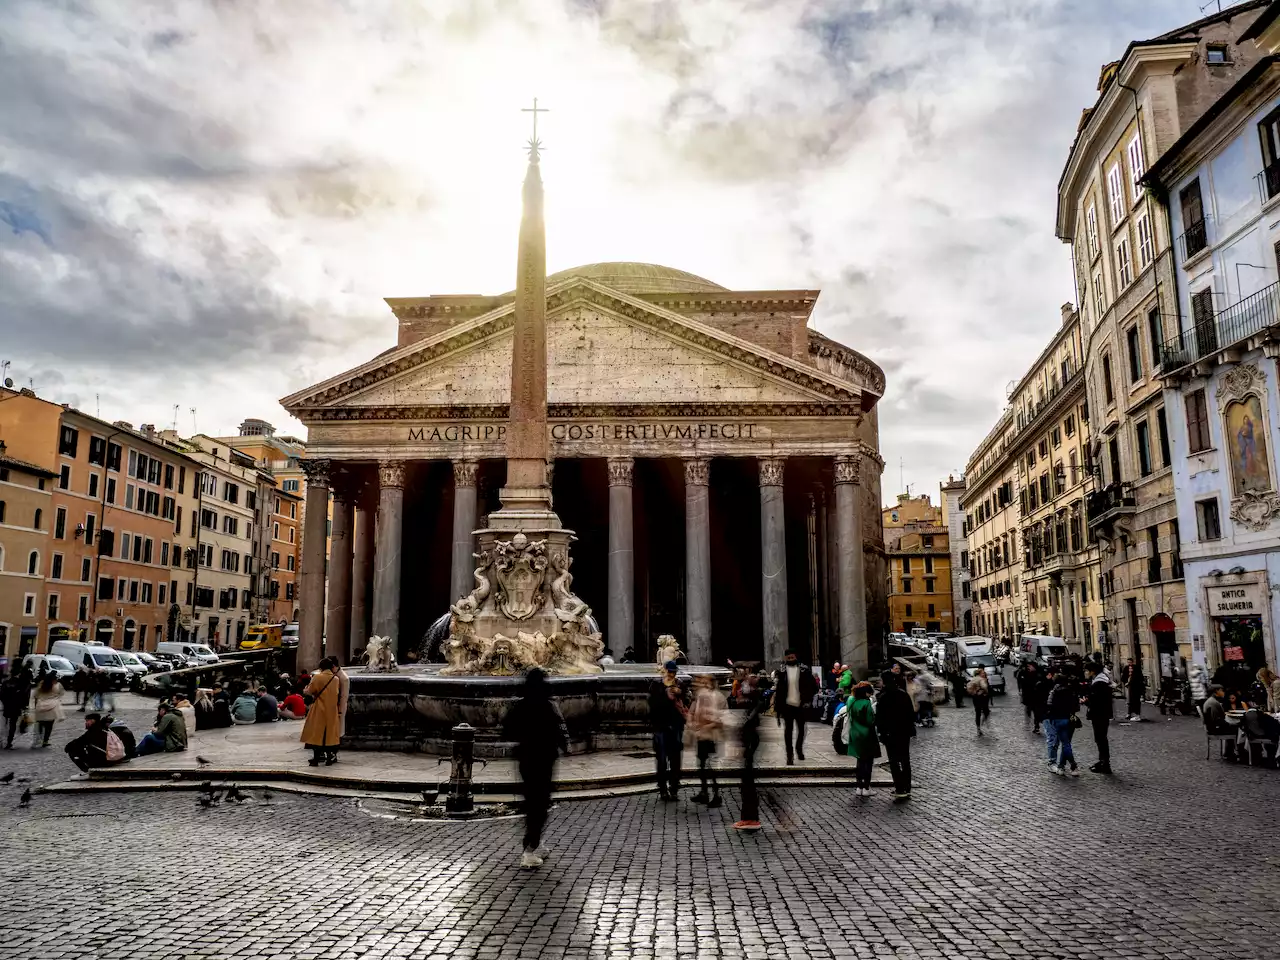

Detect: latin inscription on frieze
[406,422,757,443]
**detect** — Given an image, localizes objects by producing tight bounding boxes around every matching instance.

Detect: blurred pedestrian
[300,658,342,766]
[502,668,569,869]
[30,673,65,748]
[734,672,766,830]
[1084,661,1113,775]
[688,674,726,807]
[967,667,991,736]
[876,670,916,801]
[649,660,688,801]
[773,649,817,764]
[1,669,32,749]
[844,681,879,797]
[1017,661,1039,728]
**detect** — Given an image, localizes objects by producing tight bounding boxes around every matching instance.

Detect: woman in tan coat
[300,659,342,766]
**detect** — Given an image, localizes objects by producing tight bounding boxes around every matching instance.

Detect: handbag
[1070,713,1083,729]
[18,711,30,735]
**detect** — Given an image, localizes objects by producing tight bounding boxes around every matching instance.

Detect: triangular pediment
[283,278,863,414]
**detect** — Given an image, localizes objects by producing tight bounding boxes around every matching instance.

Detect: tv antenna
[190,407,198,435]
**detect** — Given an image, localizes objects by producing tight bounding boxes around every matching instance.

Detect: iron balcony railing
[1261,161,1280,202]
[1159,279,1280,376]
[1178,218,1209,262]
[1086,481,1135,527]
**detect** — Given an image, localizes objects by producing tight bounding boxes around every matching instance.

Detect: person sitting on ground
[598,647,615,666]
[64,712,126,772]
[136,702,189,756]
[256,687,279,723]
[230,688,259,725]
[211,683,230,703]
[279,690,307,720]
[171,693,196,738]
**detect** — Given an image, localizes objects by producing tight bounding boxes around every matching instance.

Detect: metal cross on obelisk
[521,97,549,157]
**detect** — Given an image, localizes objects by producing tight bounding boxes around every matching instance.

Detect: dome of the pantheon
[544,262,726,296]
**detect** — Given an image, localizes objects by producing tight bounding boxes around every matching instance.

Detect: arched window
[33,508,42,530]
[27,550,39,575]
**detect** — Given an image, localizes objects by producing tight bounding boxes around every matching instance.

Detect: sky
[0,0,1227,505]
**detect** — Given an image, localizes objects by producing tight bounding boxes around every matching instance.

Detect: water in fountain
[419,612,452,662]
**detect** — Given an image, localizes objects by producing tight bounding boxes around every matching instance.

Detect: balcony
[1086,481,1135,529]
[1159,280,1280,377]
[1178,218,1208,263]
[1259,161,1280,202]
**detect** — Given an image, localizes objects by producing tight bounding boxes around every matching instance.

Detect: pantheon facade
[282,262,887,671]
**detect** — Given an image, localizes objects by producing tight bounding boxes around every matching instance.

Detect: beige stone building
[939,477,972,636]
[882,494,953,635]
[0,432,54,660]
[962,410,1025,643]
[1056,2,1266,678]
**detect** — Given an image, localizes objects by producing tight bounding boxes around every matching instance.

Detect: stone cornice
[291,402,866,422]
[808,331,886,398]
[282,278,873,413]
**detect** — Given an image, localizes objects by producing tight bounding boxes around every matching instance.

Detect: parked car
[20,654,76,684]
[964,652,1007,695]
[47,640,133,689]
[156,641,219,665]
[1017,634,1070,668]
[281,622,299,648]
[133,651,168,672]
[116,651,149,677]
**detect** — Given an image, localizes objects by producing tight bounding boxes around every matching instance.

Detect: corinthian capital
[834,453,862,486]
[758,457,786,487]
[452,459,479,488]
[299,458,331,486]
[607,457,634,487]
[378,460,405,489]
[684,458,709,487]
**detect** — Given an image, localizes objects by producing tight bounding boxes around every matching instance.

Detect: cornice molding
[292,402,866,422]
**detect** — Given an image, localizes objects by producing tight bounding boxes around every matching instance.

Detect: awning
[1149,613,1176,633]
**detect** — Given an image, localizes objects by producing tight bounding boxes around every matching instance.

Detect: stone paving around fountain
[49,705,896,799]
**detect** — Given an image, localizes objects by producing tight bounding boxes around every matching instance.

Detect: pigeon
[0,772,14,784]
[196,756,212,768]
[18,787,31,808]
[226,785,247,804]
[421,790,433,805]
[198,793,216,809]
[261,788,273,804]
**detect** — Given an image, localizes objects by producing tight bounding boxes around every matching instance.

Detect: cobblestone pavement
[2,693,1279,959]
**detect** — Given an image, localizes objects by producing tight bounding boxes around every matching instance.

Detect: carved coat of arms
[493,533,549,620]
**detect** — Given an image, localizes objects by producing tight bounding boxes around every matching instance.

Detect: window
[1107,162,1125,225]
[1039,473,1050,502]
[105,477,116,505]
[1116,237,1133,287]
[23,594,35,617]
[54,507,66,540]
[288,527,295,544]
[1180,179,1206,259]
[925,578,936,593]
[286,555,295,572]
[904,604,913,618]
[1127,326,1142,382]
[1186,388,1211,453]
[1052,426,1061,448]
[1065,414,1075,437]
[88,473,98,499]
[97,576,113,601]
[283,479,299,492]
[924,555,934,573]
[81,557,91,582]
[33,508,41,530]
[125,483,134,510]
[164,463,174,489]
[1206,44,1228,64]
[1108,437,1122,484]
[1054,461,1066,496]
[901,578,912,593]
[1133,214,1155,271]
[129,580,139,603]
[1101,353,1115,405]
[88,436,106,466]
[84,513,95,545]
[902,557,912,574]
[1147,526,1162,584]
[271,551,280,569]
[142,581,153,604]
[1196,497,1222,541]
[1086,203,1099,256]
[58,425,79,457]
[1137,420,1153,477]
[58,464,70,490]
[289,502,296,519]
[1093,270,1105,319]
[1156,407,1171,467]
[1127,131,1145,193]
[222,515,239,536]
[201,509,217,530]
[0,500,5,524]
[27,550,39,575]
[78,596,89,621]
[223,482,240,505]
[1191,288,1217,354]
[1147,307,1163,368]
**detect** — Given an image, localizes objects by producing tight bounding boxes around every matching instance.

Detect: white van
[48,640,132,688]
[156,641,220,665]
[1018,634,1069,665]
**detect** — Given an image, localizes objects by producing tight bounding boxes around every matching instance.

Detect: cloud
[0,0,1210,499]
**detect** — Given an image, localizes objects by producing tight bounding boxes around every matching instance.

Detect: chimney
[113,420,133,430]
[1061,302,1075,326]
[141,424,156,438]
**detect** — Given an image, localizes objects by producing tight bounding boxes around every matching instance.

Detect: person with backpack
[844,681,880,797]
[967,667,991,736]
[65,713,127,771]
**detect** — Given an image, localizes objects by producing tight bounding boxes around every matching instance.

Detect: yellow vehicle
[240,624,283,650]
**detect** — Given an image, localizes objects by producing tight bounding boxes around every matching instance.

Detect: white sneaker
[519,850,543,869]
[1046,760,1057,769]
[533,845,549,858]
[1067,766,1080,777]
[1050,765,1064,776]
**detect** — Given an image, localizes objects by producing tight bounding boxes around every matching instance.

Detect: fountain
[341,122,725,756]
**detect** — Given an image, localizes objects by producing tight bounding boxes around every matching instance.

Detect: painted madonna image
[1226,395,1272,496]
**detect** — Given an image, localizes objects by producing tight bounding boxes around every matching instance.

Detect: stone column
[684,458,712,665]
[325,489,354,666]
[1049,583,1062,636]
[297,459,330,673]
[759,457,789,666]
[372,461,405,658]
[835,454,868,677]
[450,460,479,603]
[350,498,374,659]
[607,457,635,657]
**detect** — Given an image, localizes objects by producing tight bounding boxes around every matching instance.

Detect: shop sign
[1206,583,1265,618]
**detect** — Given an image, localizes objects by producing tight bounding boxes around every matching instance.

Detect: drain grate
[622,751,655,759]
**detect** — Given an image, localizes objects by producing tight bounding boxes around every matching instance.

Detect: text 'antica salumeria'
[407,423,758,442]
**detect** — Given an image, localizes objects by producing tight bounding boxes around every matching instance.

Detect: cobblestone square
[3,696,1278,959]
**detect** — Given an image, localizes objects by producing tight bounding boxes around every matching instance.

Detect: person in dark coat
[502,669,569,869]
[1084,661,1113,774]
[1016,661,1039,728]
[875,670,917,801]
[773,649,818,764]
[734,672,766,831]
[1123,657,1145,720]
[1031,668,1055,735]
[64,713,121,772]
[648,661,688,801]
[1,669,32,749]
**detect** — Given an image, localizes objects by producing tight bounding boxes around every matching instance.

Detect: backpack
[105,730,125,763]
[832,708,849,756]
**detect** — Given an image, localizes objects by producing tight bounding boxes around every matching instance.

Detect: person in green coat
[845,681,880,797]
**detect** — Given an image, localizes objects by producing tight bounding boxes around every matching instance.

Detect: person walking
[1016,661,1039,729]
[1031,665,1054,735]
[773,649,817,764]
[1084,661,1113,774]
[502,668,569,869]
[1045,673,1080,776]
[1257,667,1280,713]
[734,672,766,831]
[967,667,991,736]
[30,673,65,748]
[687,674,726,807]
[876,670,917,801]
[1,669,32,749]
[1188,664,1208,710]
[648,661,688,801]
[299,658,342,766]
[1123,658,1145,721]
[844,681,880,797]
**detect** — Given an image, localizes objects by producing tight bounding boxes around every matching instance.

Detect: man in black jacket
[648,661,688,801]
[1084,661,1113,774]
[503,669,569,869]
[773,649,818,765]
[875,670,917,801]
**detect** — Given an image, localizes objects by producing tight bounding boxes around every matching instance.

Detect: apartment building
[1056,2,1266,681]
[1141,4,1280,677]
[961,410,1024,643]
[0,423,55,659]
[883,494,953,635]
[939,476,972,636]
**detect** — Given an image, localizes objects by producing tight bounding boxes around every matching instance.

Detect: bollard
[445,722,476,813]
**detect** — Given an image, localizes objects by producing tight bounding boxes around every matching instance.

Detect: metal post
[445,722,475,813]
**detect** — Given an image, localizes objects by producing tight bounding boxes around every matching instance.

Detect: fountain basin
[343,662,730,757]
